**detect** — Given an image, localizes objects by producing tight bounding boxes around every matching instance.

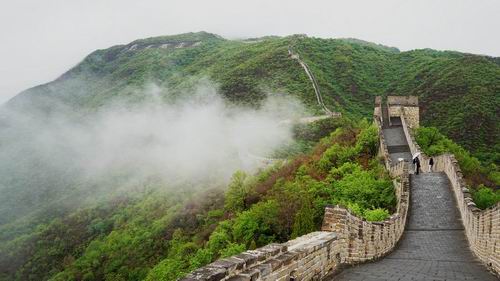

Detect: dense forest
[0,32,498,280]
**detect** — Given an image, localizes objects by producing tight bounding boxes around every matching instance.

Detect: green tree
[224,171,248,213]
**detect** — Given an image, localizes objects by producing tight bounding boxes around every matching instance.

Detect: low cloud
[0,81,306,212]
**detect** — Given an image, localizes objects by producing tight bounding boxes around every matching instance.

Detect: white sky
[0,0,499,104]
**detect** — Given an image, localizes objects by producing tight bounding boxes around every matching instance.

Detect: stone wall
[374,96,382,124]
[387,96,418,107]
[434,154,500,275]
[375,117,392,169]
[181,232,342,281]
[400,113,500,276]
[183,162,409,281]
[321,161,409,263]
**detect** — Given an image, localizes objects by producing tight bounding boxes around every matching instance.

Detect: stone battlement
[387,96,418,107]
[181,232,342,281]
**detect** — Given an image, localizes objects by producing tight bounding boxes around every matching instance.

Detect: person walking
[413,156,421,175]
[429,157,434,172]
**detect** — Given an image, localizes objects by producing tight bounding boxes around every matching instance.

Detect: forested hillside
[8,32,499,162]
[1,117,395,280]
[0,32,498,281]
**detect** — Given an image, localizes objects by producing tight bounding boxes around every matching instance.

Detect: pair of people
[412,156,434,175]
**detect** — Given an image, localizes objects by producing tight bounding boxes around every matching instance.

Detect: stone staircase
[328,123,497,281]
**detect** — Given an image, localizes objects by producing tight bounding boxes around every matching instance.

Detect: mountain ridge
[5,32,499,163]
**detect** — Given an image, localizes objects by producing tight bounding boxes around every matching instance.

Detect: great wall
[181,96,499,281]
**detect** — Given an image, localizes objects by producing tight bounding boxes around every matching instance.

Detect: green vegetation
[0,118,397,280]
[9,32,499,162]
[415,126,499,208]
[139,119,394,280]
[1,31,498,280]
[472,186,500,210]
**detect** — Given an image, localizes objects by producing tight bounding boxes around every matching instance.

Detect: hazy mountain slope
[7,33,499,161]
[1,32,498,227]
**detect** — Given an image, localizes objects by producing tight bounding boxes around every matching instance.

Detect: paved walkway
[327,121,497,281]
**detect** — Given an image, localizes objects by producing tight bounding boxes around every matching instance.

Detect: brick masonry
[181,232,343,281]
[386,96,419,129]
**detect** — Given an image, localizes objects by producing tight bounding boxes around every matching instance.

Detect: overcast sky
[0,0,499,104]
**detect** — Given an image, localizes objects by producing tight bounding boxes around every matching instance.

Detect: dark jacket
[429,158,434,165]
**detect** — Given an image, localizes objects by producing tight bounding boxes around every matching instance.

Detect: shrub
[333,169,395,212]
[328,162,362,180]
[364,208,390,222]
[291,205,316,238]
[472,186,500,210]
[346,202,363,217]
[232,200,279,247]
[219,243,246,258]
[318,144,356,172]
[355,124,378,156]
[224,171,248,213]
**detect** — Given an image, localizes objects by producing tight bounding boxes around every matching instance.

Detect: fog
[0,82,306,217]
[0,81,309,223]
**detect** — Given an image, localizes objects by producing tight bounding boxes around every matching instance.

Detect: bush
[472,186,500,209]
[232,200,280,247]
[333,169,395,212]
[219,243,246,258]
[355,124,378,156]
[224,171,248,213]
[291,205,316,238]
[364,208,390,221]
[318,144,356,172]
[328,162,362,180]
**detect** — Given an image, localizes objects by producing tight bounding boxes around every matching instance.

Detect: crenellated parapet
[181,232,342,281]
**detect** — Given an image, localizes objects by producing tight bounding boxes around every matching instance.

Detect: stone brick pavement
[328,122,498,281]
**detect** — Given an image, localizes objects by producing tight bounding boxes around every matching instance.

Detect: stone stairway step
[387,145,410,153]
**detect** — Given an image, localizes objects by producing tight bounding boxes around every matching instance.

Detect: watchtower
[374,96,419,129]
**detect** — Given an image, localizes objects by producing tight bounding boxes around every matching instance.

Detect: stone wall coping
[387,95,418,107]
[181,231,340,281]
